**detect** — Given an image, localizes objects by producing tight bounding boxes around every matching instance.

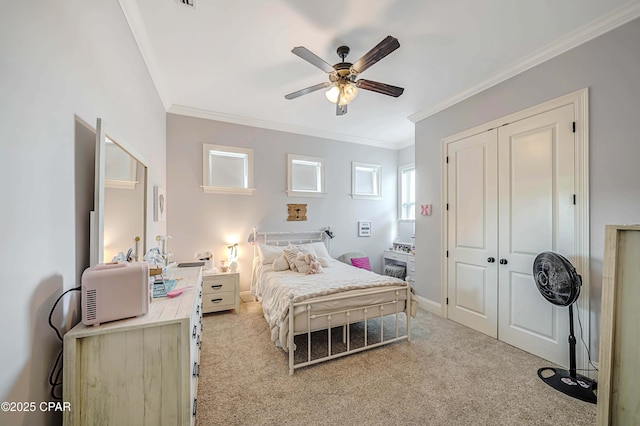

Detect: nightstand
[202,271,240,314]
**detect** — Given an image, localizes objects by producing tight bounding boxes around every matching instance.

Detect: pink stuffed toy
[305,252,323,274]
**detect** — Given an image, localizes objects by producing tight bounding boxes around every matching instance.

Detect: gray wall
[414,17,640,361]
[0,2,166,424]
[167,114,402,293]
[398,144,415,167]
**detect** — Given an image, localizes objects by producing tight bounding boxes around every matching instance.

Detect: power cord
[575,304,598,373]
[48,286,81,400]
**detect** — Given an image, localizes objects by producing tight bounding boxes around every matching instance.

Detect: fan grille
[533,252,581,306]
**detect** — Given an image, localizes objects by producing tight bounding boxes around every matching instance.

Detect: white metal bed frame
[251,228,412,375]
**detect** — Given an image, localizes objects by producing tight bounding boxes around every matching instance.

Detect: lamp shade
[325,82,358,105]
[325,85,340,103]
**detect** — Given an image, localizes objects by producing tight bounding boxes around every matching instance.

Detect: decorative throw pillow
[351,257,372,271]
[282,248,301,271]
[272,254,290,271]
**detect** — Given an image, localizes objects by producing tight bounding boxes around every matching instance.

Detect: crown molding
[118,0,171,110]
[395,138,415,149]
[168,104,406,149]
[409,0,640,123]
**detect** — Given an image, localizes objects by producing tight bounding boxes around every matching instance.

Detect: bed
[250,228,416,375]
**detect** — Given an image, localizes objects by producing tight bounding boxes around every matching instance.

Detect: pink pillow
[351,257,371,271]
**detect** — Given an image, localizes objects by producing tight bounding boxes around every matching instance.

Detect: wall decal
[420,204,432,216]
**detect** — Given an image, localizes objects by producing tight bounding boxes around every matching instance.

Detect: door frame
[440,88,590,373]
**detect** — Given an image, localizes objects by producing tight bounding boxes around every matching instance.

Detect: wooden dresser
[63,266,203,426]
[597,225,640,425]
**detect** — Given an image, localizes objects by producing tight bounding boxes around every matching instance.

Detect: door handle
[487,257,495,263]
[499,259,508,265]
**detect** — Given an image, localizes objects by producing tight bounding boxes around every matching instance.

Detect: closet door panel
[447,130,498,338]
[497,104,575,366]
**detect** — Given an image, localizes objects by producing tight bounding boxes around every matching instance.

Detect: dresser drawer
[203,291,236,310]
[384,250,408,262]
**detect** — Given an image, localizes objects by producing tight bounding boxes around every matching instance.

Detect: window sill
[350,193,382,200]
[201,186,255,195]
[286,190,326,198]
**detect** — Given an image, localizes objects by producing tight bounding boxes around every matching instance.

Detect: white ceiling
[122,0,639,148]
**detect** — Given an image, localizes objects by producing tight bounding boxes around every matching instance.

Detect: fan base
[537,367,597,404]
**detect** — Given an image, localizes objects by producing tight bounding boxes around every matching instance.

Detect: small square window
[202,144,255,195]
[287,154,325,197]
[351,162,382,200]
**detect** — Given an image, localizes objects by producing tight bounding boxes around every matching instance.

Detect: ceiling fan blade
[356,79,404,97]
[291,47,335,74]
[285,82,331,100]
[350,36,400,74]
[336,103,347,116]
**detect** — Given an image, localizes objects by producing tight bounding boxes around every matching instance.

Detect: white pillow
[288,243,317,257]
[272,254,290,271]
[317,257,329,268]
[310,242,331,259]
[257,244,284,265]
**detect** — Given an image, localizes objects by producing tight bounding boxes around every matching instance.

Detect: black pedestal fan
[533,252,597,404]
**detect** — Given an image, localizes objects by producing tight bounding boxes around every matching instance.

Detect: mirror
[90,118,147,266]
[103,137,147,262]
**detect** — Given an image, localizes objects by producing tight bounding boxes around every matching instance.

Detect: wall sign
[358,221,371,237]
[287,204,307,221]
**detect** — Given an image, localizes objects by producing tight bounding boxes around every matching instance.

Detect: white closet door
[447,130,498,338]
[497,104,575,366]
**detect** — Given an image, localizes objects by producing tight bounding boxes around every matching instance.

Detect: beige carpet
[196,302,596,426]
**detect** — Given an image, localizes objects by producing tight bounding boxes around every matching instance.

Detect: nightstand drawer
[203,291,235,310]
[203,274,237,294]
[202,277,236,297]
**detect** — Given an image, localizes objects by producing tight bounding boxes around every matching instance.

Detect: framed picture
[358,221,371,237]
[153,186,166,222]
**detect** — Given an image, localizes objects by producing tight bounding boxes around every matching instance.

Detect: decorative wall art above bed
[287,203,307,221]
[250,228,417,375]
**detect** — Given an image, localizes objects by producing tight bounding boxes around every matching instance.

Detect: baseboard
[239,291,255,303]
[415,295,442,316]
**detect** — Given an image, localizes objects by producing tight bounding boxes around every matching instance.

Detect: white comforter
[252,258,407,345]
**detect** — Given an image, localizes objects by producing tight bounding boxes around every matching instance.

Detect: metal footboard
[287,284,412,375]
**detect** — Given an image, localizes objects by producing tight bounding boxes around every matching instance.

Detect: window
[202,144,254,195]
[399,164,415,220]
[287,154,325,197]
[351,162,382,199]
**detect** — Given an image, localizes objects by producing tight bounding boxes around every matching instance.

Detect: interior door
[447,129,498,338]
[497,104,575,366]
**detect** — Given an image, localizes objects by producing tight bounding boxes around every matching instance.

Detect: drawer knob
[211,298,222,304]
[211,284,222,290]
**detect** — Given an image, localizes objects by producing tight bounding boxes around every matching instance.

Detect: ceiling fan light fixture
[341,82,358,105]
[324,85,340,103]
[326,82,358,105]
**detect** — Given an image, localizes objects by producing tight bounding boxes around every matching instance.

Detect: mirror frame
[90,118,148,266]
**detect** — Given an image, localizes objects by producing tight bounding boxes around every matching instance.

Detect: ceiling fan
[284,36,404,116]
